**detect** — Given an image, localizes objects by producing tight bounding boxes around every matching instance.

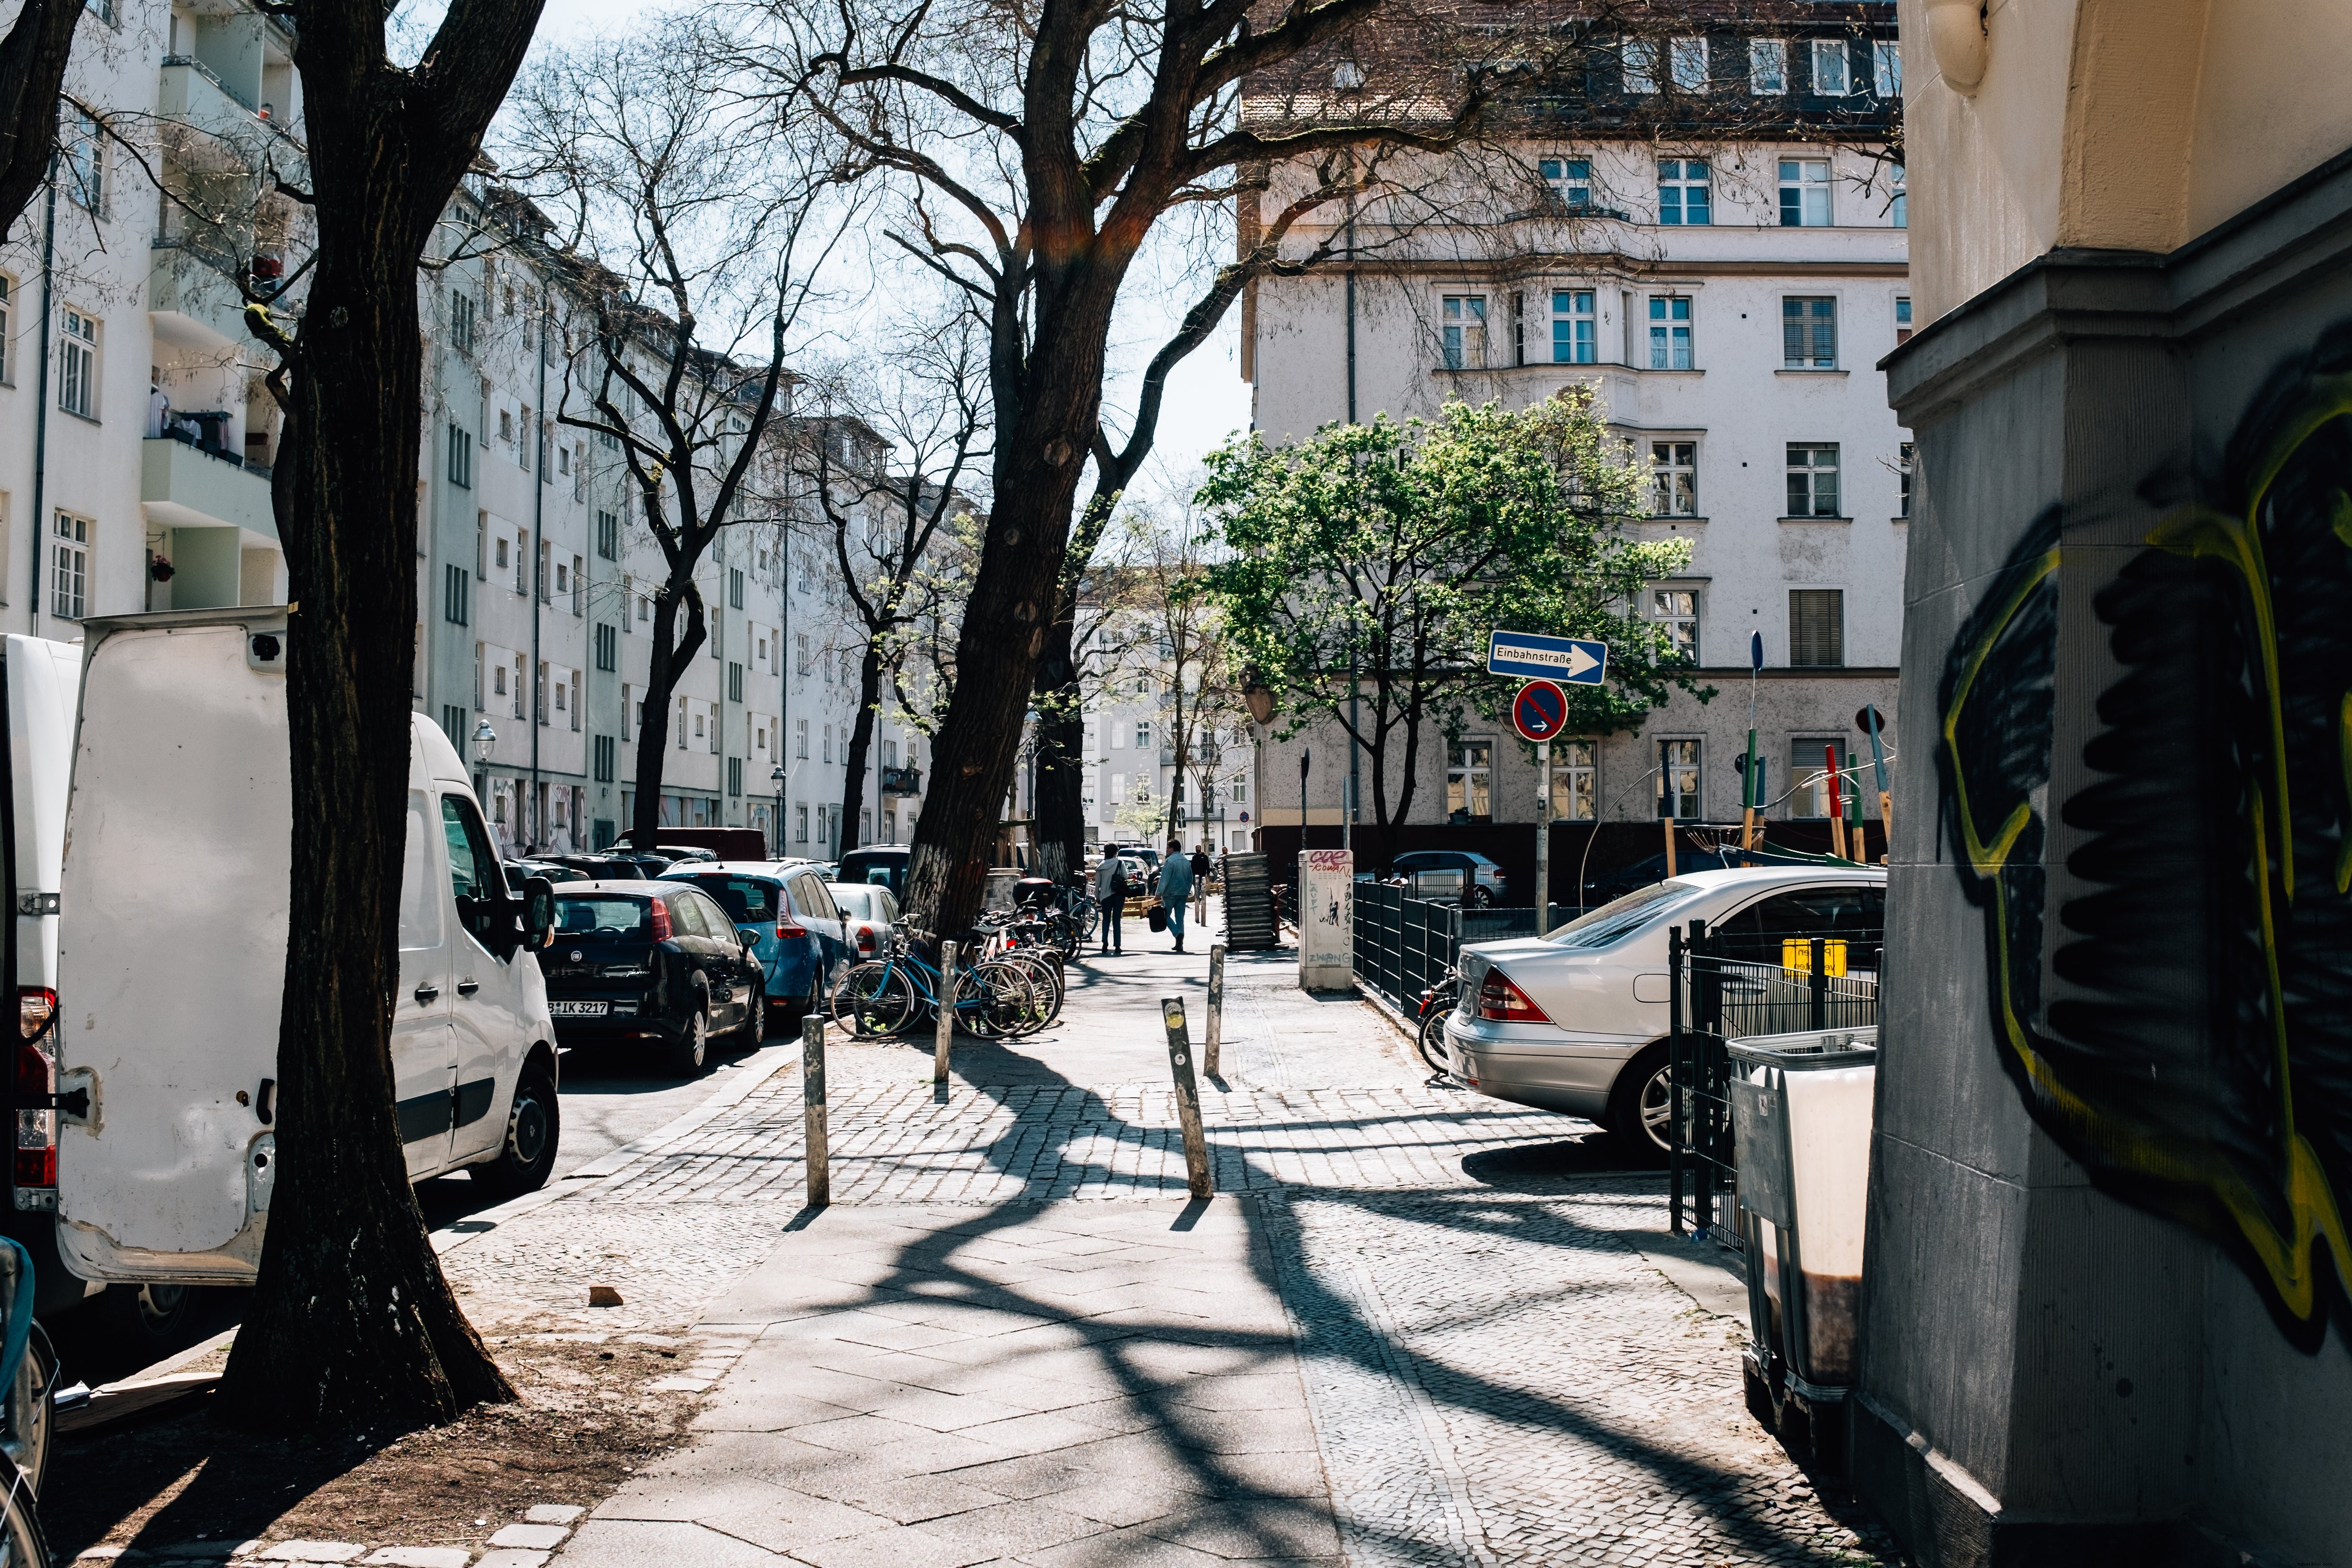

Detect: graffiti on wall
[1940,337,2352,1348]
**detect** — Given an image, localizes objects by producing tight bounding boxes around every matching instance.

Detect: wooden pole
[1162,997,1213,1198]
[1846,747,1866,863]
[1740,727,1760,850]
[1823,744,1845,860]
[802,1014,829,1208]
[1662,815,1678,879]
[1205,943,1225,1078]
[933,939,957,1084]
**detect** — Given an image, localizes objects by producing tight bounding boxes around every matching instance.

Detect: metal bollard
[934,939,957,1084]
[1205,944,1225,1078]
[802,1014,830,1207]
[1162,997,1213,1200]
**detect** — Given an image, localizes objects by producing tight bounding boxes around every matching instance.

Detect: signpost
[1511,679,1569,933]
[1488,631,1608,684]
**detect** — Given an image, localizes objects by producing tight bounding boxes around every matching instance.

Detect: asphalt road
[47,1032,796,1390]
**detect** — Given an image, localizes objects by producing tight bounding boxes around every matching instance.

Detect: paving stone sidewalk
[432,929,1896,1567]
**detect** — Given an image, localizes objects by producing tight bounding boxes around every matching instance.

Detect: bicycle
[968,913,1066,1030]
[832,932,1036,1040]
[1414,965,1463,1076]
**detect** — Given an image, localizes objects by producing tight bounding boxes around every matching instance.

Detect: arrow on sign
[1487,631,1610,685]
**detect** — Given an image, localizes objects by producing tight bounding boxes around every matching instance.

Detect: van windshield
[555,896,651,939]
[685,876,776,922]
[1545,881,1705,950]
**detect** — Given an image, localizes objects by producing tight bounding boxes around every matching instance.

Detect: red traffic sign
[1512,679,1569,742]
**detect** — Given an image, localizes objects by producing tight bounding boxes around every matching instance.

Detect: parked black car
[541,880,765,1075]
[837,845,910,898]
[1579,846,1762,906]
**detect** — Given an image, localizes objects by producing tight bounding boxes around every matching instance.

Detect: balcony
[151,241,255,352]
[879,765,922,796]
[143,436,275,539]
[159,58,306,164]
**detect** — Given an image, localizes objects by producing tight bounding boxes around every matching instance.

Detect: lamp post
[472,719,498,850]
[771,763,786,858]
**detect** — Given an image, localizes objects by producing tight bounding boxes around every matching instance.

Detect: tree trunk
[836,642,882,857]
[626,580,705,848]
[0,0,78,240]
[1029,614,1085,882]
[219,0,546,1432]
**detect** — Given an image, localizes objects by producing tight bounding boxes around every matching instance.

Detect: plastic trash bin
[1727,1025,1876,1467]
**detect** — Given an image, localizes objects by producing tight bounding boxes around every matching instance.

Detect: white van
[52,608,561,1287]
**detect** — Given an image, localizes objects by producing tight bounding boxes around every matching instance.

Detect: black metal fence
[1668,920,1881,1237]
[1352,882,1461,1011]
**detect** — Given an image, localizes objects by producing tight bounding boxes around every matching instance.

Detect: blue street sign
[1512,680,1569,742]
[1488,631,1608,684]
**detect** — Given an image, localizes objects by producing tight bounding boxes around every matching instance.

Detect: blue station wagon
[660,861,854,1017]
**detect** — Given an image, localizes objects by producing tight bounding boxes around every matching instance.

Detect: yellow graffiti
[1946,383,2352,1329]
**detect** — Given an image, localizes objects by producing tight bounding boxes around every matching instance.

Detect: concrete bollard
[1162,996,1213,1200]
[803,1014,830,1207]
[1205,944,1225,1078]
[934,939,957,1084]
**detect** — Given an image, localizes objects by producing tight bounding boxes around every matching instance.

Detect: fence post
[802,1014,830,1208]
[1206,944,1225,1078]
[1690,919,1715,1235]
[1162,997,1213,1199]
[933,939,957,1083]
[1809,936,1828,1032]
[1668,925,1685,1237]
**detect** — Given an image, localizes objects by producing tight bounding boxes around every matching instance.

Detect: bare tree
[503,22,859,851]
[218,0,547,1433]
[790,317,989,858]
[730,0,1533,935]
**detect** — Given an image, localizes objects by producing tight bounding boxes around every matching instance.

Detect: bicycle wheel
[0,1456,49,1567]
[956,961,1036,1038]
[833,961,919,1038]
[1008,951,1065,1023]
[1417,1005,1454,1075]
[1073,899,1100,942]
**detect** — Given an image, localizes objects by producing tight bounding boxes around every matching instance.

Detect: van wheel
[1607,1042,1674,1165]
[669,1005,710,1077]
[473,1059,560,1198]
[102,1280,202,1358]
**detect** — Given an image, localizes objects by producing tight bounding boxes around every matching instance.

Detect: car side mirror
[739,928,760,951]
[524,877,557,949]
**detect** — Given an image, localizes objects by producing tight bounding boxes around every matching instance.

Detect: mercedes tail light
[1476,968,1552,1024]
[857,925,877,955]
[16,988,56,1201]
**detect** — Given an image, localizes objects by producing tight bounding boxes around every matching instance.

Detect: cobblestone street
[429,920,1892,1567]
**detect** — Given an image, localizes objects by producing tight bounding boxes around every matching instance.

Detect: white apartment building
[1244,11,1907,843]
[1080,653,1255,854]
[0,0,927,860]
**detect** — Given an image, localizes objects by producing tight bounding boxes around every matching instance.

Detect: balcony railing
[879,765,922,796]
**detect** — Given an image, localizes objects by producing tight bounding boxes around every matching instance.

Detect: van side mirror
[524,877,557,949]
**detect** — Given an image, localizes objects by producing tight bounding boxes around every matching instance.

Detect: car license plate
[551,1001,609,1017]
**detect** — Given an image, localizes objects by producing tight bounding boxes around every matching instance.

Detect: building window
[727,661,743,702]
[1621,38,1658,94]
[1789,589,1846,667]
[62,108,102,213]
[596,509,618,560]
[1657,159,1710,225]
[1899,441,1915,517]
[451,292,475,355]
[1441,295,1486,369]
[1446,740,1493,822]
[595,622,617,671]
[57,308,97,417]
[1896,295,1913,344]
[1668,37,1707,92]
[1779,159,1831,226]
[1551,739,1597,822]
[1790,740,1844,818]
[796,633,810,673]
[1550,290,1595,364]
[593,734,616,784]
[1786,443,1841,517]
[0,277,12,384]
[1650,442,1697,517]
[1888,162,1907,228]
[443,563,469,625]
[1810,38,1851,96]
[729,567,745,610]
[49,512,87,620]
[1782,296,1837,368]
[1539,158,1591,211]
[497,407,513,445]
[727,757,743,797]
[796,803,808,843]
[1873,40,1902,98]
[495,662,508,698]
[1651,587,1699,660]
[1647,296,1692,369]
[447,422,473,488]
[1750,38,1787,93]
[1657,740,1700,819]
[1136,720,1152,749]
[796,718,808,758]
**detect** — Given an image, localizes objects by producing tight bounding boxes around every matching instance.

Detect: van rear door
[56,615,287,1283]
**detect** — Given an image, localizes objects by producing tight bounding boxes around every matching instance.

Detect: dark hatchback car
[837,845,910,898]
[541,880,766,1076]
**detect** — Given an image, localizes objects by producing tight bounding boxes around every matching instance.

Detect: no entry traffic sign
[1512,679,1569,742]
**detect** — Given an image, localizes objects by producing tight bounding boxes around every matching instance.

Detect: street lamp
[770,764,786,858]
[472,717,497,766]
[1241,673,1275,727]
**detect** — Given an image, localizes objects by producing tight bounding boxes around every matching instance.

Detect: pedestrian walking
[1189,842,1211,925]
[1094,853,1127,955]
[1158,838,1195,953]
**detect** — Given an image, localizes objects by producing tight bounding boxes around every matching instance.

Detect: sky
[519,0,1259,511]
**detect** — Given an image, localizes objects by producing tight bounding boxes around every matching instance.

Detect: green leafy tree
[1198,392,1698,864]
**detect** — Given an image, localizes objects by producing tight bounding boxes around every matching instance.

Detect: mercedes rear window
[555,897,651,938]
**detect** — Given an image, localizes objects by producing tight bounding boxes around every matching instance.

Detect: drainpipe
[27,134,57,636]
[529,286,546,849]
